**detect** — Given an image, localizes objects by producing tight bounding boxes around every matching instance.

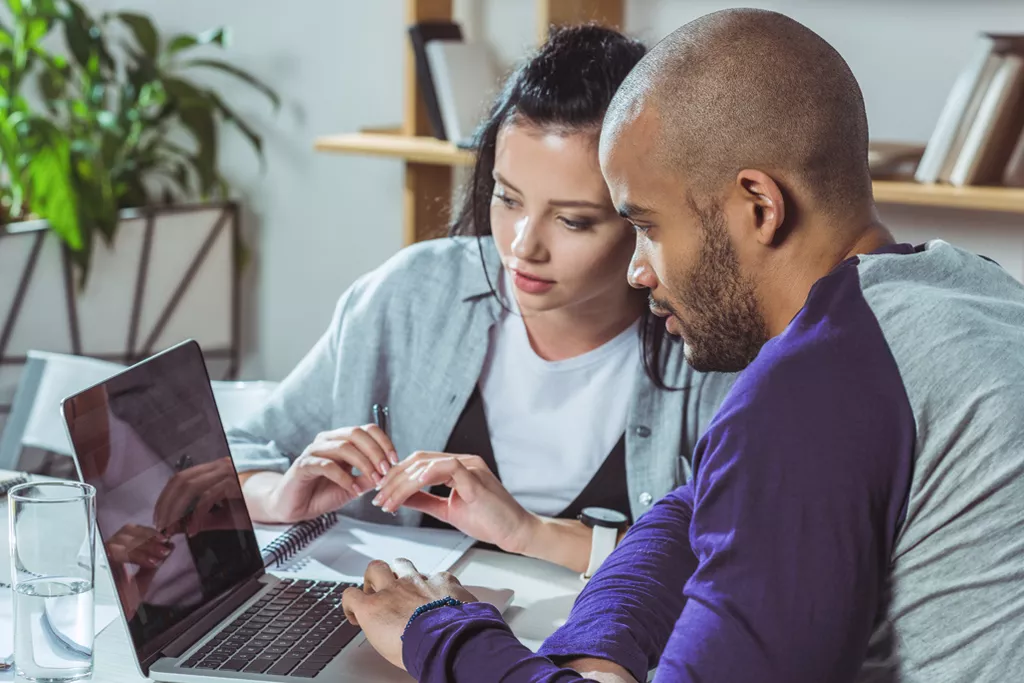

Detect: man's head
[600,9,876,372]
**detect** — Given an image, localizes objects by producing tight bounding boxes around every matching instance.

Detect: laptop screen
[64,341,263,663]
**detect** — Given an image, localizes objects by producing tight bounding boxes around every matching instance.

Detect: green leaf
[181,57,280,110]
[208,90,264,163]
[25,128,83,250]
[166,27,230,55]
[115,12,158,59]
[178,103,217,196]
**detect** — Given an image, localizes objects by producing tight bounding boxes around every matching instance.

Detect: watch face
[580,507,628,528]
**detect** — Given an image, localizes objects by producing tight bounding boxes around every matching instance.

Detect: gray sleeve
[683,369,737,457]
[226,287,353,474]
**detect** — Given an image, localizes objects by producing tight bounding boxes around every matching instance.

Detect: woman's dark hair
[450,24,681,390]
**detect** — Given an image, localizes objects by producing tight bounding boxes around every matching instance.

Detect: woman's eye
[494,193,518,208]
[559,217,594,231]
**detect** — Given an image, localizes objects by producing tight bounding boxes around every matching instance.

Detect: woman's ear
[736,169,786,246]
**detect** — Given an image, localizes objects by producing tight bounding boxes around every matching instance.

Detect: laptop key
[263,646,290,656]
[239,646,264,656]
[324,621,361,648]
[219,658,249,671]
[292,667,323,678]
[196,661,222,669]
[266,656,305,676]
[243,656,279,674]
[182,656,204,668]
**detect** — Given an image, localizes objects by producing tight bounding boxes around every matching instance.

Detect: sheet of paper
[253,517,475,584]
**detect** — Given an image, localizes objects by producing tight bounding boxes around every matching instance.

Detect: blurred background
[2,0,1023,390]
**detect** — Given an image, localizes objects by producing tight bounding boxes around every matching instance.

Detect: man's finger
[341,586,367,626]
[363,559,396,593]
[393,558,422,580]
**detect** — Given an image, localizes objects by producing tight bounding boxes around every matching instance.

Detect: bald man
[342,9,1024,682]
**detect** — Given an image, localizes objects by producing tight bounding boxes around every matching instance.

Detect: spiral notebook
[253,512,475,584]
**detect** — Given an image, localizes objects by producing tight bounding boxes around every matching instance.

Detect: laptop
[61,340,418,682]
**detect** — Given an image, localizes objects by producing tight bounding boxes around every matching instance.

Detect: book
[425,40,502,148]
[949,53,1024,186]
[253,512,475,584]
[937,53,1004,182]
[1003,126,1024,186]
[408,21,463,140]
[916,35,1000,184]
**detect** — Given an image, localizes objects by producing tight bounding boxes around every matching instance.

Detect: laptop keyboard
[181,579,360,678]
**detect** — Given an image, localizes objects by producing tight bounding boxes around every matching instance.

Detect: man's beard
[653,204,769,373]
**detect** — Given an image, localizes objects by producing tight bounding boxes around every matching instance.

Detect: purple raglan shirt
[402,247,916,682]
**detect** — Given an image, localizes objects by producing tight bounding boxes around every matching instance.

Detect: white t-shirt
[478,273,641,516]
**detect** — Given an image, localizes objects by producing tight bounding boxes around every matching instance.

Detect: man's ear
[735,169,786,246]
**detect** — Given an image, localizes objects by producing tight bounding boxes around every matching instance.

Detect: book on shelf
[425,39,502,149]
[408,21,464,141]
[917,33,1024,187]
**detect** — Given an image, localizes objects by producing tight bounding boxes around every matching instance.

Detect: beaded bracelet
[401,596,464,641]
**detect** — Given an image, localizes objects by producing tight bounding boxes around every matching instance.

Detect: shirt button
[634,425,651,438]
[639,492,653,506]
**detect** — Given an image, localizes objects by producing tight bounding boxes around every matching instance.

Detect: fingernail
[372,472,383,485]
[388,451,399,466]
[378,461,390,476]
[371,494,382,506]
[381,499,393,513]
[160,547,171,556]
[352,483,363,495]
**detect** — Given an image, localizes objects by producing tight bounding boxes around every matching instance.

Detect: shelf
[315,132,474,167]
[872,180,1024,214]
[315,133,1024,215]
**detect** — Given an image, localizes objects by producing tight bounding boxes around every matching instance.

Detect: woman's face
[490,121,637,317]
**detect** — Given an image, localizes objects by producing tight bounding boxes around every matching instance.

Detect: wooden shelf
[872,180,1024,214]
[315,132,474,167]
[315,133,1024,215]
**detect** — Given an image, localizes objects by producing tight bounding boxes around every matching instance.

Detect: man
[342,9,1024,682]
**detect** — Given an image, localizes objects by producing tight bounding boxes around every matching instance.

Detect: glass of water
[9,482,96,682]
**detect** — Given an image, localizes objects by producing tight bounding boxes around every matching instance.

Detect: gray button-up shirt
[227,237,736,525]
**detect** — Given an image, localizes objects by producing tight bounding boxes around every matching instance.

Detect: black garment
[421,387,632,534]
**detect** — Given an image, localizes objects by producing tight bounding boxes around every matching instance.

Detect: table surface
[1,470,583,682]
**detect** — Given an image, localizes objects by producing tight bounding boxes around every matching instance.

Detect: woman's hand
[372,451,538,554]
[262,425,398,524]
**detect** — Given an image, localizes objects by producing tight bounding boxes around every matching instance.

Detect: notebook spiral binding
[261,511,339,568]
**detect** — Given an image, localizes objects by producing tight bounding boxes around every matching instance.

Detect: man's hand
[373,452,538,554]
[341,559,476,670]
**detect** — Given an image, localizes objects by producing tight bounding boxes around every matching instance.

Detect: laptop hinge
[142,574,269,673]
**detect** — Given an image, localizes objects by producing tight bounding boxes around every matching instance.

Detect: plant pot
[0,201,241,435]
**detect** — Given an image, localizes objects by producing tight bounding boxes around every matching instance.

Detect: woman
[230,25,736,574]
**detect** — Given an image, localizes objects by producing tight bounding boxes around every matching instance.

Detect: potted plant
[0,0,278,428]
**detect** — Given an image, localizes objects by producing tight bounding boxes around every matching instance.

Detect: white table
[1,471,583,682]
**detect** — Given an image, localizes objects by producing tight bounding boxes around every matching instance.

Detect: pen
[372,403,389,436]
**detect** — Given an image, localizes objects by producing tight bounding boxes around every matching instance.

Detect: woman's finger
[363,559,396,593]
[313,442,378,492]
[377,458,481,513]
[298,455,362,497]
[401,491,450,521]
[362,423,399,466]
[344,428,391,481]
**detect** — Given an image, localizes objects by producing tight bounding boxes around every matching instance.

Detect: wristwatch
[578,507,629,581]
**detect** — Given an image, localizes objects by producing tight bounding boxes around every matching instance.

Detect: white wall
[81,0,408,379]
[78,1,1024,379]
